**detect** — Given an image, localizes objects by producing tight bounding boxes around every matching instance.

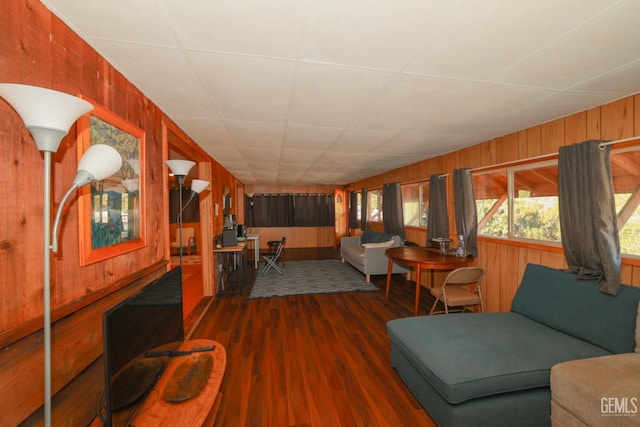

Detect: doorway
[334,188,346,249]
[164,123,213,330]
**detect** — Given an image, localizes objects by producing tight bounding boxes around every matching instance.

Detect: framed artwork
[76,100,146,266]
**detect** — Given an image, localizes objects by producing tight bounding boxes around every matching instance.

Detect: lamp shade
[0,83,93,152]
[165,159,195,177]
[190,179,210,194]
[73,144,123,188]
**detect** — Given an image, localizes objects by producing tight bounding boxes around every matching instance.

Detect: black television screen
[102,267,184,427]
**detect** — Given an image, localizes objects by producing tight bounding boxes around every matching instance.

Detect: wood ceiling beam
[617,186,640,230]
[478,192,507,232]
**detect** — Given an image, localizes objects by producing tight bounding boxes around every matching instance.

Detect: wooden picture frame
[77,100,146,266]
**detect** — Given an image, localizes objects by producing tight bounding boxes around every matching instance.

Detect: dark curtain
[246,194,333,227]
[361,188,368,231]
[383,182,405,240]
[348,191,358,230]
[246,194,294,227]
[169,188,199,224]
[454,169,478,256]
[426,174,449,247]
[293,194,334,227]
[558,140,621,295]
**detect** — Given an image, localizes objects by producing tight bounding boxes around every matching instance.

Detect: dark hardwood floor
[191,247,437,427]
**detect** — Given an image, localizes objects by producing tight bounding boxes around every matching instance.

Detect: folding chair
[429,267,485,315]
[261,236,286,275]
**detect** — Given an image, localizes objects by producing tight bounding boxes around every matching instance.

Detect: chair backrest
[273,236,286,257]
[178,227,195,245]
[443,267,484,287]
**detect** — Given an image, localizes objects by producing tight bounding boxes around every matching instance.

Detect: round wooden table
[385,246,474,316]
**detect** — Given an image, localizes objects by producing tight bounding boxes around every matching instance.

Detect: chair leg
[429,297,439,315]
[262,255,283,275]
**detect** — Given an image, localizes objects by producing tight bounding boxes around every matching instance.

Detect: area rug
[249,259,379,299]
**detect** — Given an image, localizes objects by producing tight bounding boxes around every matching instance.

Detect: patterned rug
[249,259,379,299]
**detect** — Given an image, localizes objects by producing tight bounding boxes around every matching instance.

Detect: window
[402,181,429,227]
[611,147,640,257]
[475,170,508,238]
[512,162,560,242]
[476,162,560,243]
[367,189,383,222]
[473,145,640,257]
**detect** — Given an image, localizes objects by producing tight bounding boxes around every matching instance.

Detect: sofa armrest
[340,236,361,248]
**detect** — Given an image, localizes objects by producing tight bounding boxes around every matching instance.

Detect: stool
[267,240,285,267]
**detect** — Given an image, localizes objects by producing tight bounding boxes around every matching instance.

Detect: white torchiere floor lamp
[0,84,122,427]
[165,160,209,270]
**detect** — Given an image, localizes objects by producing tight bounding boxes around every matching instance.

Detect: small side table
[246,233,260,269]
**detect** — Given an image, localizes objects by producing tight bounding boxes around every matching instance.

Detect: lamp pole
[0,83,122,427]
[165,160,196,271]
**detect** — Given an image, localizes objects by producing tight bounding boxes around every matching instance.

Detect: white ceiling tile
[405,0,620,81]
[193,52,296,121]
[86,40,217,118]
[312,151,362,168]
[280,148,323,164]
[174,118,233,146]
[353,74,482,130]
[494,1,640,89]
[41,0,640,185]
[289,63,393,127]
[418,84,556,132]
[331,129,398,152]
[572,60,640,94]
[308,0,462,34]
[301,17,426,71]
[43,0,180,46]
[159,0,306,58]
[283,124,344,150]
[225,121,286,149]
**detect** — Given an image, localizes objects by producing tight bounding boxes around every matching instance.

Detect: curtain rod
[467,135,640,173]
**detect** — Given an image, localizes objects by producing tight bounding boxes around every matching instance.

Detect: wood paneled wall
[0,1,238,424]
[350,95,640,312]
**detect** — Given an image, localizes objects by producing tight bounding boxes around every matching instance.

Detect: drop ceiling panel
[352,74,483,131]
[86,40,219,119]
[283,124,344,150]
[40,0,640,185]
[405,0,621,81]
[288,63,393,127]
[193,53,296,121]
[224,121,286,149]
[44,0,179,46]
[159,0,307,58]
[494,1,640,89]
[280,148,323,164]
[301,16,427,71]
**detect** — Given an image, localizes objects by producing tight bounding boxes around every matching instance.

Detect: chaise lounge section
[386,263,640,426]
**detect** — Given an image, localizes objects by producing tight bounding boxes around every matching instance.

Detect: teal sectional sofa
[386,263,640,426]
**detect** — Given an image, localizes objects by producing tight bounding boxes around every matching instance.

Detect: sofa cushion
[511,264,640,354]
[387,313,610,404]
[360,229,394,244]
[361,240,395,248]
[636,302,640,353]
[341,245,365,262]
[551,353,640,426]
